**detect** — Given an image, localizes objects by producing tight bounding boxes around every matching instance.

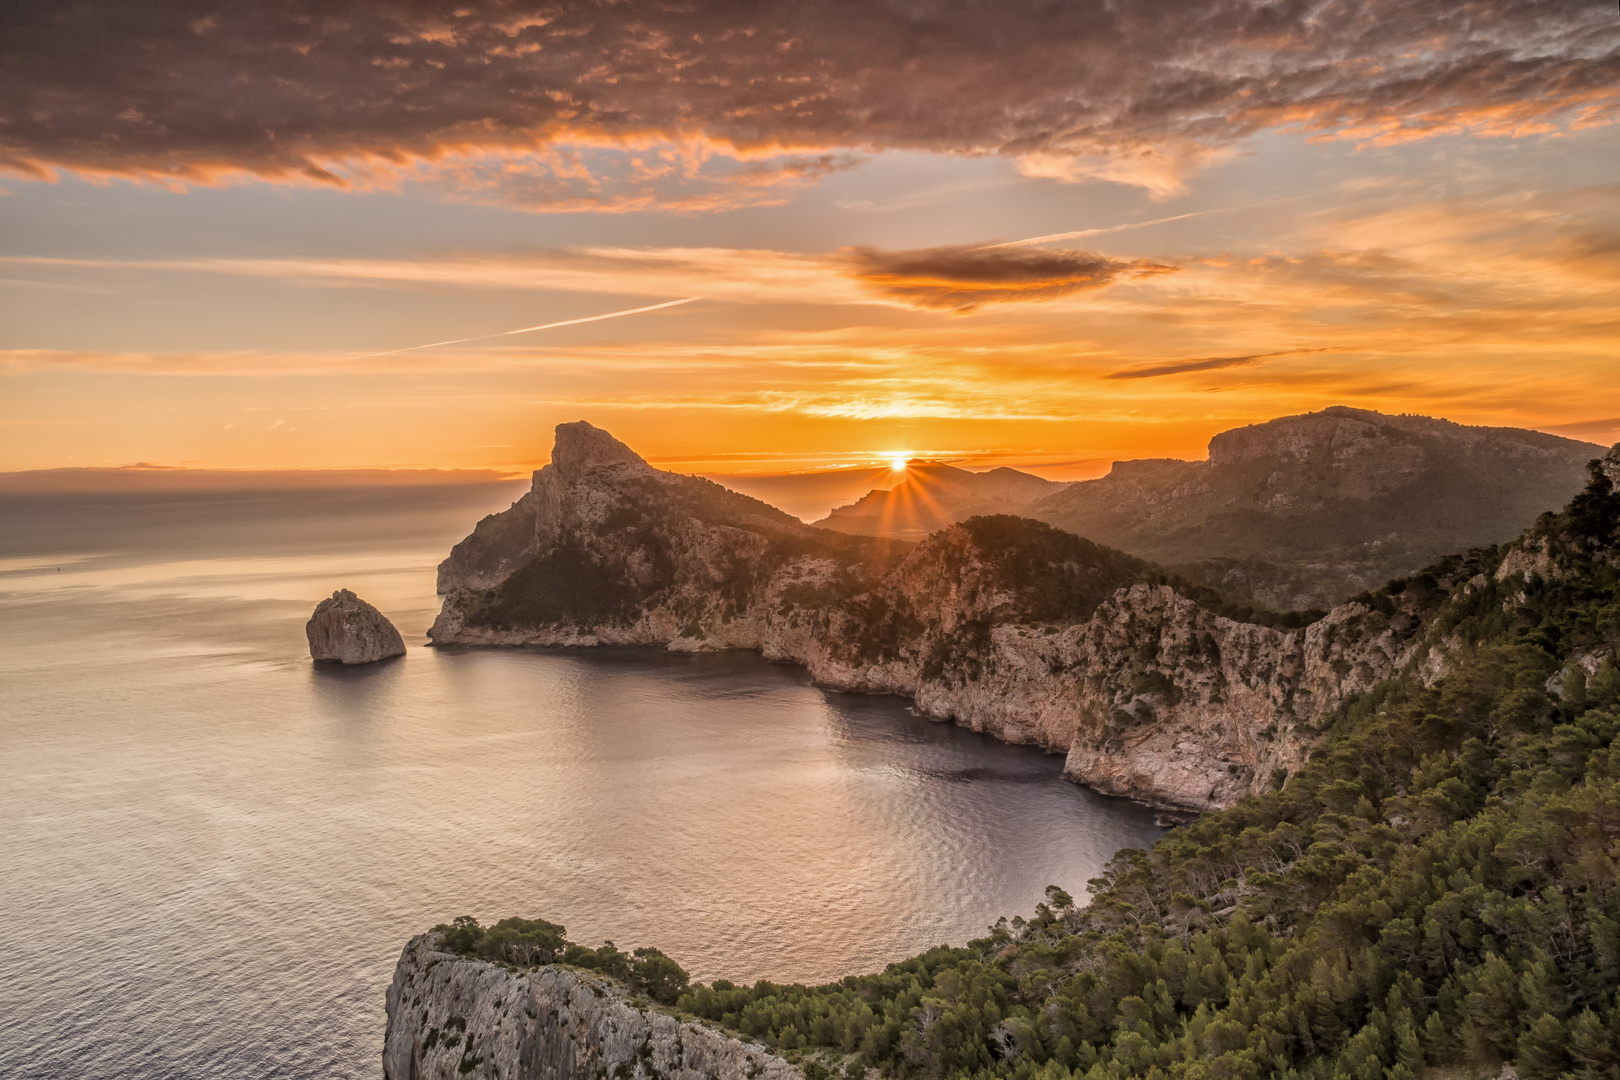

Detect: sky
[2,0,1618,479]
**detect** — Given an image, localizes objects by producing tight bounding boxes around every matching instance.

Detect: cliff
[429,421,1475,811]
[1026,406,1601,609]
[384,934,798,1080]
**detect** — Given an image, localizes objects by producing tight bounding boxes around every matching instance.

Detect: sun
[888,453,910,472]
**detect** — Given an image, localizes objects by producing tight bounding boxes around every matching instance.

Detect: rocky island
[427,420,1520,811]
[306,588,406,664]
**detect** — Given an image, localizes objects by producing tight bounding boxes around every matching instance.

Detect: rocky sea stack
[306,589,406,664]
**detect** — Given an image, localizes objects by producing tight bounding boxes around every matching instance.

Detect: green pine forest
[443,456,1620,1080]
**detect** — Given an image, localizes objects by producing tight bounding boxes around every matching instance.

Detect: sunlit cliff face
[1,1,1617,474]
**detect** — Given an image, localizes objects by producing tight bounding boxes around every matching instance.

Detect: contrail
[983,210,1228,249]
[984,199,1284,250]
[349,296,703,360]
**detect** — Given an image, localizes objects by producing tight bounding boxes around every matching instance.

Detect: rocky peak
[1207,406,1408,467]
[547,421,651,481]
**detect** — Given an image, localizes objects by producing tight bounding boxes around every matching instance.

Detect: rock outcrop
[428,421,1478,810]
[306,588,406,664]
[1023,406,1601,609]
[384,934,798,1080]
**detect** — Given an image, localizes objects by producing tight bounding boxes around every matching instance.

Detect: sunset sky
[2,1,1617,478]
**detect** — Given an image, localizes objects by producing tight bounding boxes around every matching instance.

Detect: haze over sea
[0,482,1160,1080]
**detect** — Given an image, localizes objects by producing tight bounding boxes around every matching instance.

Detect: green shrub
[430,918,690,1005]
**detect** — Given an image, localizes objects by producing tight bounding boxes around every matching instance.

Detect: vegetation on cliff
[432,915,691,1005]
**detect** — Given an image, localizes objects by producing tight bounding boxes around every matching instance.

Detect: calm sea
[0,485,1160,1079]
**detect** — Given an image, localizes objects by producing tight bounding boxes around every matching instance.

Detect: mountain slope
[1027,407,1600,610]
[432,421,1444,810]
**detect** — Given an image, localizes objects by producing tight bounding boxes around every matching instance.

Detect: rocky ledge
[427,421,1532,810]
[384,934,798,1080]
[306,588,406,664]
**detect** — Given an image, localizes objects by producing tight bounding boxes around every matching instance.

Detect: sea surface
[0,485,1161,1080]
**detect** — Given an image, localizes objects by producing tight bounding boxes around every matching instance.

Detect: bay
[0,487,1160,1079]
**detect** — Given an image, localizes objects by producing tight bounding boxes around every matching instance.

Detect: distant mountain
[812,462,1067,538]
[1025,406,1602,609]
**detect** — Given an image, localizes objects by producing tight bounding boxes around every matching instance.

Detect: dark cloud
[842,245,1173,310]
[1107,348,1342,380]
[1107,355,1267,380]
[2,1,1616,200]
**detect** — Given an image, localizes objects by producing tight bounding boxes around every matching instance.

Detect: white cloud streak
[987,204,1269,249]
[347,296,704,359]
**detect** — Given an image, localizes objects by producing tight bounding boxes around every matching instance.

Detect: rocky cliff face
[1023,406,1602,609]
[385,934,798,1080]
[429,422,1477,810]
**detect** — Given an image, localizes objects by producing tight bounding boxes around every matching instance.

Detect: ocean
[0,484,1160,1079]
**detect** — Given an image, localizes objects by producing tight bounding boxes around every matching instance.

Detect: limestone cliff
[429,422,1484,810]
[385,934,798,1080]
